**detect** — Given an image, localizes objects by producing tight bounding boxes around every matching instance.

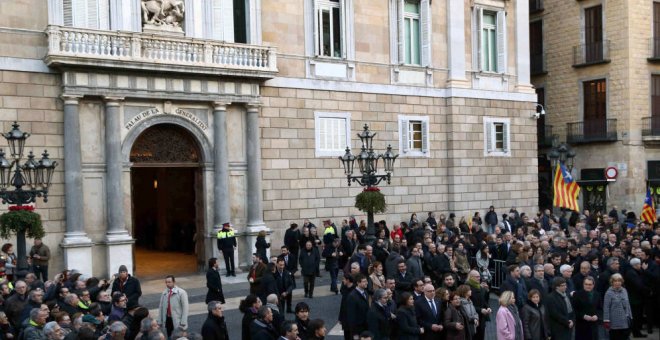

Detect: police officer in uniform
[216,222,237,277]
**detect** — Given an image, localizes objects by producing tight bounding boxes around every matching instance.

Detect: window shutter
[485,121,493,153]
[98,0,109,30]
[472,7,483,71]
[213,0,224,40]
[313,0,319,55]
[502,122,509,153]
[72,0,87,28]
[421,120,429,153]
[496,10,507,74]
[223,0,235,43]
[340,0,347,59]
[400,119,409,153]
[63,0,73,26]
[420,0,431,67]
[397,0,405,64]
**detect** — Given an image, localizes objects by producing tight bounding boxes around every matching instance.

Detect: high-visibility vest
[324,226,335,235]
[217,229,235,239]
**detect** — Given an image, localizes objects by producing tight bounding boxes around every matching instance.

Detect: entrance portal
[129,124,204,278]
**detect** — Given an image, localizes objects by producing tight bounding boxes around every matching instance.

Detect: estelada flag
[641,188,657,224]
[553,163,580,212]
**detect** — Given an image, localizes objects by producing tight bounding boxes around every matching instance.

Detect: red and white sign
[605,167,618,181]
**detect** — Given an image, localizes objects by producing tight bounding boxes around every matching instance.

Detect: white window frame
[472,6,506,74]
[483,117,511,157]
[315,112,351,157]
[398,115,430,157]
[313,0,347,58]
[389,0,431,66]
[403,1,421,65]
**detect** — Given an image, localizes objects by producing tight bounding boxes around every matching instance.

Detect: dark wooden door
[583,79,606,139]
[585,5,603,63]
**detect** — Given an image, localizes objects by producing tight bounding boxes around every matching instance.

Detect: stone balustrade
[45,25,278,78]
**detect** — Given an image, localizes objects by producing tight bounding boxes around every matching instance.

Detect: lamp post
[338,124,398,243]
[0,122,58,275]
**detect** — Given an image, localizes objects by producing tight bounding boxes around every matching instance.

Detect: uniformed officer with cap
[216,222,237,277]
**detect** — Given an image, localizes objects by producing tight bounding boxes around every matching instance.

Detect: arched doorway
[129,124,204,278]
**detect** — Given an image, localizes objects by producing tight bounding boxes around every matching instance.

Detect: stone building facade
[532,0,660,214]
[0,0,537,277]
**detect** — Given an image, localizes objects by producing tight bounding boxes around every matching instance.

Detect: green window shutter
[400,119,409,153]
[496,10,507,74]
[502,122,509,153]
[485,121,493,153]
[421,120,429,153]
[420,0,430,66]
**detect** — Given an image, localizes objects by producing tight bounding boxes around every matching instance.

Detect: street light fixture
[338,124,398,242]
[547,137,576,171]
[0,122,58,276]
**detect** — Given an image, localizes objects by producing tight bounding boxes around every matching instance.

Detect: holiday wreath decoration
[0,205,44,239]
[355,186,387,214]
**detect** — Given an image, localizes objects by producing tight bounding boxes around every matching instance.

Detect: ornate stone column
[213,102,231,228]
[244,103,269,264]
[60,95,93,275]
[104,97,134,276]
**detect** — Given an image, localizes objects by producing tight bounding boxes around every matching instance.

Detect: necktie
[166,289,173,317]
[430,299,437,316]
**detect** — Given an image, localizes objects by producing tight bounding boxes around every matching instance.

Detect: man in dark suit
[528,264,550,303]
[205,258,225,304]
[545,277,575,340]
[414,283,443,340]
[497,233,512,261]
[394,261,414,298]
[275,257,295,313]
[284,223,301,274]
[500,265,527,310]
[279,246,297,275]
[346,274,370,339]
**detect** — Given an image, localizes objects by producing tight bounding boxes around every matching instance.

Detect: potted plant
[0,205,44,240]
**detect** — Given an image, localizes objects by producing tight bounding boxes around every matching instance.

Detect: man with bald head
[414,283,443,340]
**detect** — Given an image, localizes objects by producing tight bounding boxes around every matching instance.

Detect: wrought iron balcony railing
[538,124,553,147]
[529,0,544,14]
[642,116,660,137]
[567,119,617,144]
[530,52,546,75]
[572,40,610,67]
[45,25,278,78]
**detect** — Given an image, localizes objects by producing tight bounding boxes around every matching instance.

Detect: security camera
[532,111,541,120]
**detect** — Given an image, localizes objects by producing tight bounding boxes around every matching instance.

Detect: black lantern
[21,151,39,189]
[0,150,11,190]
[4,122,29,160]
[339,147,355,176]
[547,140,576,171]
[37,150,58,190]
[382,145,397,174]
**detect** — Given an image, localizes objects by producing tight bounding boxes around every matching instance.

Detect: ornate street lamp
[547,137,576,171]
[338,124,398,243]
[0,122,58,275]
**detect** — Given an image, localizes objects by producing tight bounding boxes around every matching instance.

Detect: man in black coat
[201,301,229,340]
[205,257,226,304]
[275,257,295,313]
[110,265,142,307]
[216,222,237,277]
[528,264,550,303]
[250,306,278,340]
[499,265,527,310]
[545,277,575,340]
[367,288,393,340]
[284,223,301,274]
[597,257,619,297]
[346,274,370,339]
[414,283,443,340]
[394,261,414,298]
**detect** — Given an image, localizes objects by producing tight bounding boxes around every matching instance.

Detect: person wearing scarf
[496,291,523,340]
[572,277,601,340]
[546,277,575,340]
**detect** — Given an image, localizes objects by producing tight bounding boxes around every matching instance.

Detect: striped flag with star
[641,188,657,224]
[553,162,580,211]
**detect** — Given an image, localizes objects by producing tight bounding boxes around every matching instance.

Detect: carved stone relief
[141,0,185,35]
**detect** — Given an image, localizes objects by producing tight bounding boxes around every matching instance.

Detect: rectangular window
[484,117,510,156]
[317,0,342,58]
[583,79,606,138]
[655,3,660,57]
[482,11,497,72]
[403,1,421,65]
[653,75,660,117]
[584,5,603,63]
[315,112,351,157]
[529,20,543,74]
[399,115,429,157]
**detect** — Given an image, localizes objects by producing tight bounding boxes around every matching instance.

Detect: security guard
[216,222,237,277]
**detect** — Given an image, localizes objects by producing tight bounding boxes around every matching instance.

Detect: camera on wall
[532,104,546,119]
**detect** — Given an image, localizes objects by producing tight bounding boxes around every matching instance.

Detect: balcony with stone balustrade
[44,25,278,79]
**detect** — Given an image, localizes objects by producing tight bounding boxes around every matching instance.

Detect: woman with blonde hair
[496,291,523,340]
[603,273,632,339]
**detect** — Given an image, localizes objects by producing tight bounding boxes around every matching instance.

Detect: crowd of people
[0,205,658,340]
[240,208,659,340]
